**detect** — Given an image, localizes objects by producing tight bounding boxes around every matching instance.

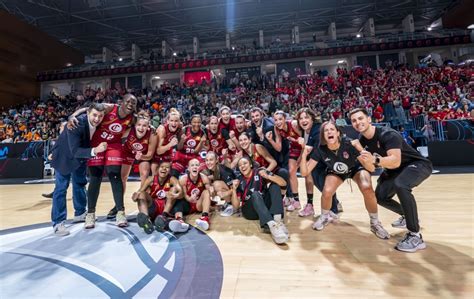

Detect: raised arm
[256,144,277,172]
[139,131,158,161]
[299,145,318,177]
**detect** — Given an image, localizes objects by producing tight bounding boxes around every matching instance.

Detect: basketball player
[202,151,239,216]
[176,159,212,231]
[299,121,390,239]
[231,156,289,245]
[273,111,305,212]
[216,105,238,152]
[131,161,183,234]
[224,114,248,163]
[69,94,137,229]
[205,116,228,162]
[105,111,158,218]
[121,111,158,192]
[349,108,432,252]
[234,132,277,172]
[151,108,182,175]
[171,115,206,177]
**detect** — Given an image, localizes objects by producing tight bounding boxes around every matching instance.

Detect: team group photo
[0,0,473,298]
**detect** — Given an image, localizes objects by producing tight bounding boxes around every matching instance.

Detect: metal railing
[37,29,471,76]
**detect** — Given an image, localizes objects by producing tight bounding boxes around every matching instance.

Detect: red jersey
[180,126,204,155]
[150,175,172,200]
[185,174,205,200]
[218,118,236,133]
[91,105,133,146]
[123,127,151,156]
[207,129,227,155]
[161,123,182,157]
[245,144,269,169]
[276,120,301,150]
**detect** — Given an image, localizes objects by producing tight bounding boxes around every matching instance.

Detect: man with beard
[68,94,137,229]
[349,108,432,252]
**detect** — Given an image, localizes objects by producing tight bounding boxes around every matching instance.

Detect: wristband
[374,156,381,167]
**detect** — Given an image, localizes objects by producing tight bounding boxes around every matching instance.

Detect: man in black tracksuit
[350,108,432,253]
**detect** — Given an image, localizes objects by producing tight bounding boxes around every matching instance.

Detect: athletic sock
[321,209,330,218]
[369,213,379,224]
[274,214,282,222]
[410,231,421,238]
[307,193,313,205]
[202,212,209,217]
[293,193,299,202]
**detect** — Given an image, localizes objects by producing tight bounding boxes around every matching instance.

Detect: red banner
[184,71,211,85]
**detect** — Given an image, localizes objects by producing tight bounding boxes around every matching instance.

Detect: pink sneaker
[298,203,314,217]
[286,199,301,211]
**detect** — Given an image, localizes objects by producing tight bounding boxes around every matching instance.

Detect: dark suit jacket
[51,115,93,176]
[306,122,322,148]
[248,117,283,164]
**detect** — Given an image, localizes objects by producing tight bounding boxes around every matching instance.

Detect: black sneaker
[154,215,170,232]
[107,207,118,219]
[42,192,54,199]
[137,212,154,234]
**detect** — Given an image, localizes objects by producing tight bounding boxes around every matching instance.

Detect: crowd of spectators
[1,63,472,144]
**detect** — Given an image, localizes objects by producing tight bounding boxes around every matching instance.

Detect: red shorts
[88,143,123,167]
[289,148,302,160]
[122,151,135,165]
[153,153,174,164]
[189,202,198,214]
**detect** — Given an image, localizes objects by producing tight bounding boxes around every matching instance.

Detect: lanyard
[242,170,256,201]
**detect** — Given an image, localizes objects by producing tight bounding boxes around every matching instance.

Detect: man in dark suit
[50,103,107,236]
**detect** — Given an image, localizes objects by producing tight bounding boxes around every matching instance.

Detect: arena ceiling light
[468,24,474,29]
[118,57,123,61]
[356,33,362,38]
[337,60,345,64]
[173,52,177,56]
[153,76,160,79]
[66,63,72,67]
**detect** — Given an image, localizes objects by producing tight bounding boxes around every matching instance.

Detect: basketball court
[1,172,473,298]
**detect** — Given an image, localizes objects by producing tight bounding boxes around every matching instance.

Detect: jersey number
[100,131,115,141]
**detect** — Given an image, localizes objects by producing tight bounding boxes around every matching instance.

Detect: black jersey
[237,169,265,202]
[203,165,236,186]
[359,126,430,174]
[310,137,360,175]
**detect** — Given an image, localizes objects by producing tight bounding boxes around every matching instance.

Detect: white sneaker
[268,220,288,244]
[391,216,406,228]
[84,213,96,229]
[168,219,189,233]
[278,221,290,238]
[116,211,129,227]
[370,221,390,239]
[396,232,426,252]
[286,199,301,212]
[220,205,234,217]
[72,212,87,223]
[312,213,336,231]
[53,222,70,236]
[212,195,221,204]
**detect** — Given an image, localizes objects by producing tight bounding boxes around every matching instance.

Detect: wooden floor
[1,174,473,298]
